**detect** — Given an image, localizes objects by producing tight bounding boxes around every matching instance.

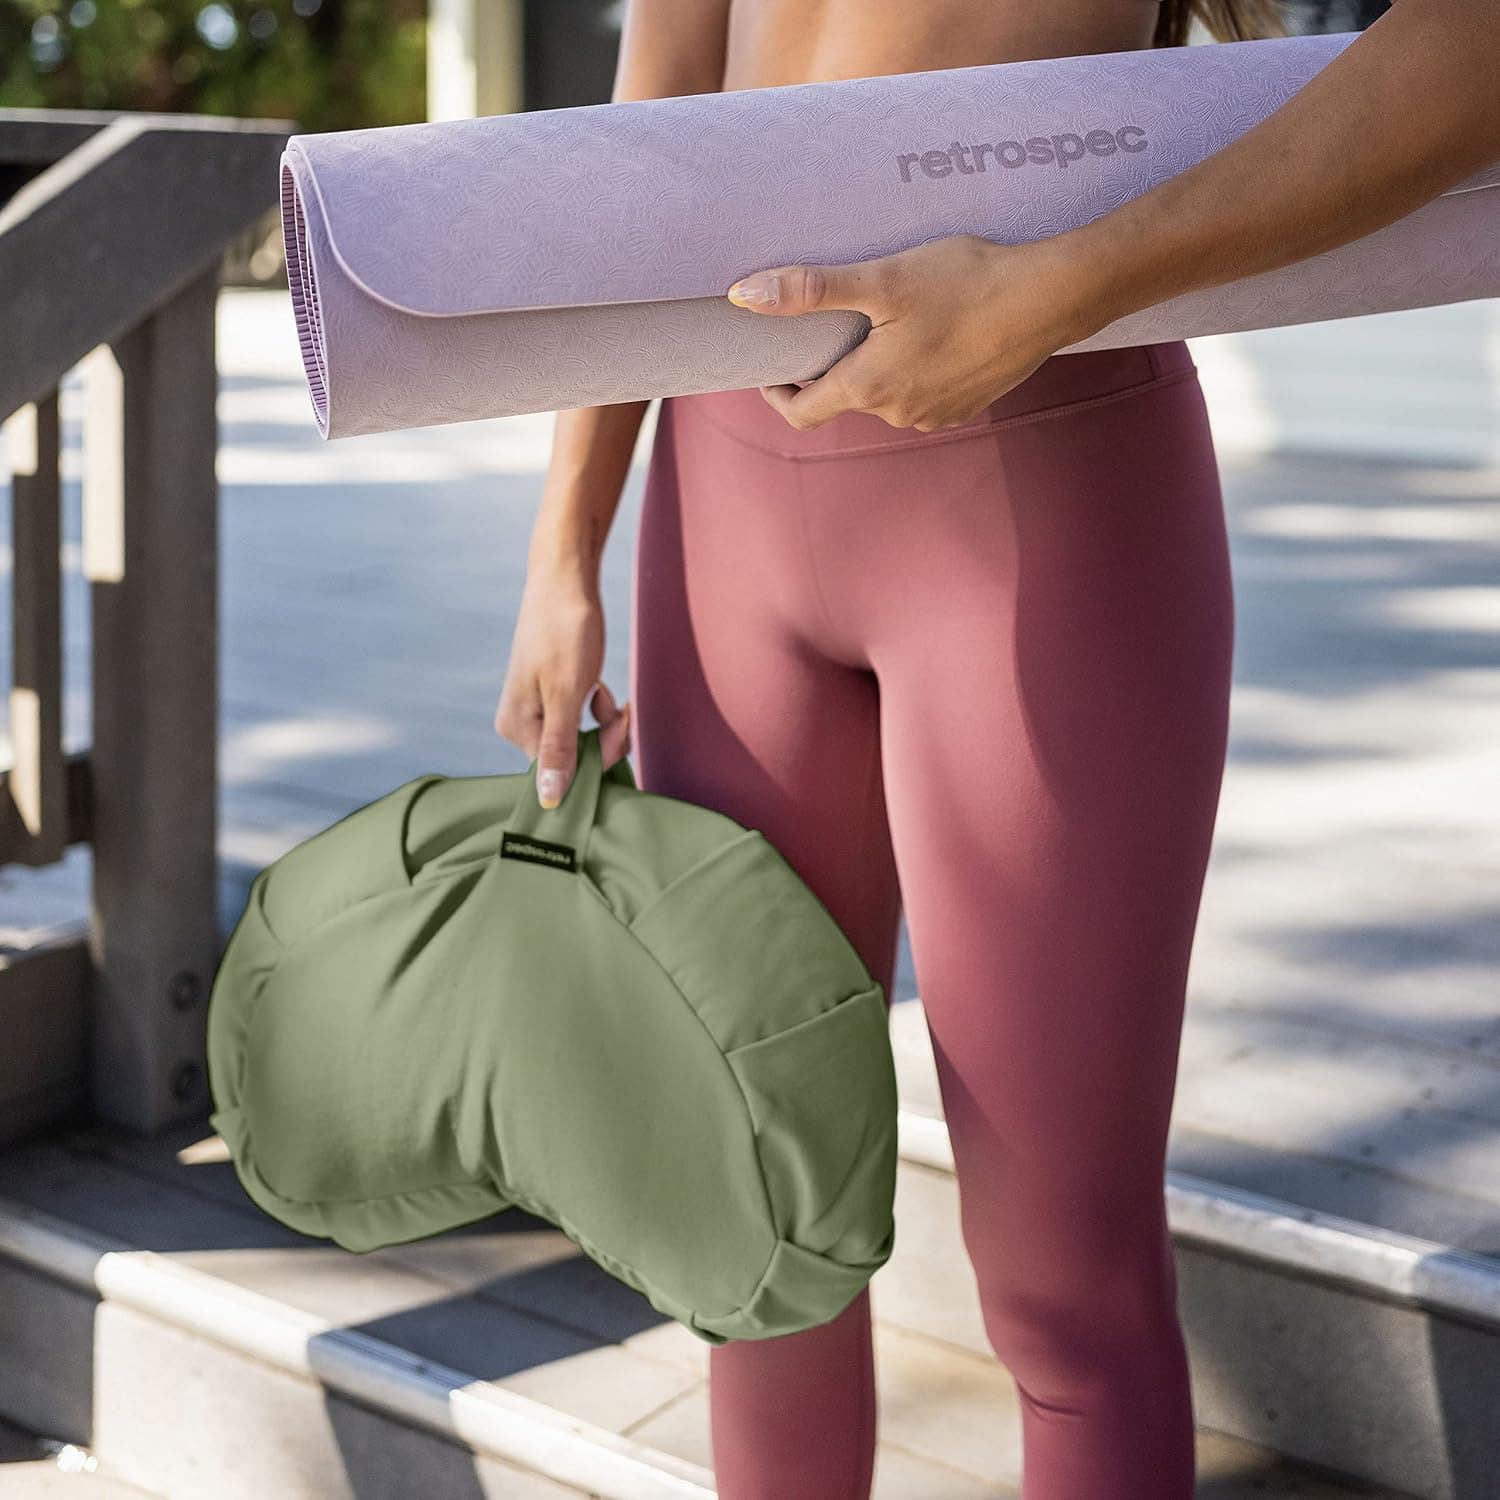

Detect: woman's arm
[1071,0,1500,335]
[500,0,730,802]
[530,0,732,583]
[726,0,1500,431]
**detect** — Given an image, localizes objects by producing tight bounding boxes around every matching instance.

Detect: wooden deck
[3,286,1498,1266]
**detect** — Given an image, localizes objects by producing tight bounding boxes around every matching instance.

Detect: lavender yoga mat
[281,30,1500,440]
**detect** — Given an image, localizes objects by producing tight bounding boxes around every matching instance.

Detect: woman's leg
[629,394,904,1500]
[793,345,1234,1500]
[630,341,1233,1498]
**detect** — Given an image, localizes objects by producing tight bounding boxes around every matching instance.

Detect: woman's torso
[671,0,1193,454]
[720,0,1162,90]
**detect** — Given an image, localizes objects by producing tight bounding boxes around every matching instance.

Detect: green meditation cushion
[206,725,898,1344]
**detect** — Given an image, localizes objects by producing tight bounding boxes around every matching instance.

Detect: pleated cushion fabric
[206,727,898,1345]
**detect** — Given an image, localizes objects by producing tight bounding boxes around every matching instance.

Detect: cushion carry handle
[501,724,635,867]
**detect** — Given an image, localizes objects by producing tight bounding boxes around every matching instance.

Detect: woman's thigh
[842,354,1235,1321]
[628,394,904,994]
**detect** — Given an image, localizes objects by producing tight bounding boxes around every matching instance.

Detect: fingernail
[537,768,565,808]
[727,273,780,308]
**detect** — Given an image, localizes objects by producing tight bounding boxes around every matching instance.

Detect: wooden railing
[0,108,288,1144]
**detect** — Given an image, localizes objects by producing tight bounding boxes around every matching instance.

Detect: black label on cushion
[500,832,577,872]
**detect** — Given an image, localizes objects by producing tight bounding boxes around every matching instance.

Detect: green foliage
[0,0,427,131]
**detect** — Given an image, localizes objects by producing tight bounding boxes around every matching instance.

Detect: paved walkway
[3,287,1498,1262]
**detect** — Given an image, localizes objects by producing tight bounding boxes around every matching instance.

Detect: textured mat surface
[283,31,1497,436]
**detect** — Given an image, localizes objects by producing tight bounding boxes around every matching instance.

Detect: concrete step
[0,1415,159,1498]
[0,1113,1424,1500]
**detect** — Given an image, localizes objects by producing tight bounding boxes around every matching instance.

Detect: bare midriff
[719,0,1164,91]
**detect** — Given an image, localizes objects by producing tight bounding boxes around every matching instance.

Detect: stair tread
[0,1465,160,1500]
[0,1417,159,1498]
[0,1123,1420,1499]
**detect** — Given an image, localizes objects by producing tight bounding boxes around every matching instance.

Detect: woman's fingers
[536,686,583,808]
[726,256,898,317]
[591,681,633,770]
[591,679,619,720]
[760,336,888,430]
[536,681,633,807]
[599,702,633,769]
[493,679,541,753]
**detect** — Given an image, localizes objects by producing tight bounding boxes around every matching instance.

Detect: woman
[494,2,1500,1496]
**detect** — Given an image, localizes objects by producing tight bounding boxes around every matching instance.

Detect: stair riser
[95,1303,588,1500]
[0,1256,95,1444]
[1178,1245,1500,1500]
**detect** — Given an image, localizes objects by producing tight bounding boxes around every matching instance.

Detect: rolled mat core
[280,30,1500,440]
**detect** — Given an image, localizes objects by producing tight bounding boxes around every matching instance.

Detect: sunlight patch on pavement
[1191,299,1500,466]
[1241,502,1500,544]
[1219,673,1500,851]
[215,443,549,486]
[221,714,400,783]
[1372,587,1500,633]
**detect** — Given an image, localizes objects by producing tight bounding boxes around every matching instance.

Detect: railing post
[427,0,523,120]
[5,388,65,866]
[84,259,220,1133]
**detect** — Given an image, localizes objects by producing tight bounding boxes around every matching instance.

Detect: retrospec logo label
[896,125,1148,183]
[501,831,578,873]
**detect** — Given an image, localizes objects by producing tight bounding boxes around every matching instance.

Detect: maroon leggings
[628,339,1235,1500]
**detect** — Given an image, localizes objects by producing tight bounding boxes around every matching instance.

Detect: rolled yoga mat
[281,30,1500,440]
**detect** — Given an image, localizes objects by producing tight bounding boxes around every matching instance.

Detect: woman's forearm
[530,0,732,581]
[530,402,650,579]
[1062,0,1500,338]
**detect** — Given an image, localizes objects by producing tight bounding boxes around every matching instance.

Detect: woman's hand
[728,0,1500,436]
[494,560,632,808]
[726,230,1107,432]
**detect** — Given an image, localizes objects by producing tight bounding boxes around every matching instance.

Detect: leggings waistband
[666,340,1198,460]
